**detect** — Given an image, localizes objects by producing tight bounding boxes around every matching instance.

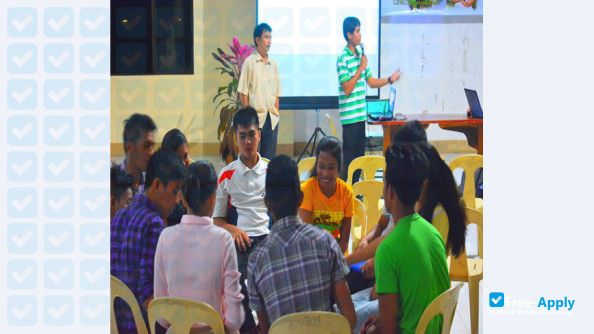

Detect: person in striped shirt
[337,16,402,181]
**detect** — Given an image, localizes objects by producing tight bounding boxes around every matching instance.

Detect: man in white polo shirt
[337,16,401,181]
[214,106,269,333]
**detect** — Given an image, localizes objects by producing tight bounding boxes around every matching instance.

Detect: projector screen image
[257,0,380,109]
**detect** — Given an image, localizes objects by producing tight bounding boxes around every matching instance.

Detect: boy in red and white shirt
[214,106,269,333]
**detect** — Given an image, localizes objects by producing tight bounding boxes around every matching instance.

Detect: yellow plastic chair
[111,276,148,334]
[352,181,383,239]
[448,154,483,211]
[269,311,351,334]
[346,156,385,185]
[415,282,465,334]
[448,208,483,334]
[148,297,224,334]
[349,198,367,254]
[325,113,339,137]
[431,208,450,246]
[297,157,316,183]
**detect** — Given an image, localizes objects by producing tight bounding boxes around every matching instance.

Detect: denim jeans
[236,234,267,333]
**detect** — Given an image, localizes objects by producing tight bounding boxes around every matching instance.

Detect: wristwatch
[388,76,393,84]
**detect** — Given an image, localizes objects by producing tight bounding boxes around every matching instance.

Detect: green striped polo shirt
[337,46,371,125]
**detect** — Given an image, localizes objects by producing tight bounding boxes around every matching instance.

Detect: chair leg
[468,277,480,334]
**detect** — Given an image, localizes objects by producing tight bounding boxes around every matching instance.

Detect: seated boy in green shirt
[360,143,450,334]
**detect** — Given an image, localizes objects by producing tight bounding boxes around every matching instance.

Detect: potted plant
[212,37,255,163]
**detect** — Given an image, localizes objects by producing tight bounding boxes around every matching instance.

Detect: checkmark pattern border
[2,2,109,331]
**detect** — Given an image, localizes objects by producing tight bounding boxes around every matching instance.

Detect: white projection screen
[257,0,380,109]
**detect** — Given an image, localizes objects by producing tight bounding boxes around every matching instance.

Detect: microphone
[360,43,365,56]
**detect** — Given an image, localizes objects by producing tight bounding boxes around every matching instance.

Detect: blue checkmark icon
[489,292,504,307]
[44,295,74,326]
[7,224,38,254]
[44,7,74,38]
[8,79,37,110]
[8,116,38,146]
[7,295,38,326]
[44,115,74,146]
[80,116,109,146]
[8,44,38,74]
[8,7,38,38]
[80,7,109,37]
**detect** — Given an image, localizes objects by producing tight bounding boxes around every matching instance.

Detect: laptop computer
[464,88,483,119]
[367,87,397,121]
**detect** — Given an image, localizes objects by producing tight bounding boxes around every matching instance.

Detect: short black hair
[233,106,259,132]
[144,149,185,190]
[266,155,301,220]
[111,162,134,200]
[161,128,188,152]
[311,136,342,177]
[343,17,360,42]
[182,161,218,216]
[122,113,157,153]
[384,143,428,207]
[253,23,272,47]
[392,120,428,145]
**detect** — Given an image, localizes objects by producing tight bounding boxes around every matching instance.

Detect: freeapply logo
[489,291,575,315]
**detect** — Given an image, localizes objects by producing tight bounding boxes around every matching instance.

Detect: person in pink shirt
[154,161,245,333]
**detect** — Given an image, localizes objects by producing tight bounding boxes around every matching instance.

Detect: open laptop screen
[464,88,483,118]
[388,87,396,115]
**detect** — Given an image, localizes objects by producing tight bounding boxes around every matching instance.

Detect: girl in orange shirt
[299,136,354,253]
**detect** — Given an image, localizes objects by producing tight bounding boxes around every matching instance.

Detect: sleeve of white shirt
[213,173,229,219]
[153,233,167,298]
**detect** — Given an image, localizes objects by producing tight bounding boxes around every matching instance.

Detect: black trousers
[259,112,278,160]
[340,121,366,182]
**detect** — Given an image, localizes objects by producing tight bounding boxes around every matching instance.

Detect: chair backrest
[431,207,450,248]
[448,208,483,279]
[111,275,148,334]
[448,155,483,209]
[349,198,367,253]
[297,157,316,183]
[269,311,351,334]
[415,282,465,334]
[325,113,339,137]
[352,181,383,236]
[346,156,385,185]
[148,297,224,334]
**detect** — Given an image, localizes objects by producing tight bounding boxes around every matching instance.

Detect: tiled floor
[112,150,482,333]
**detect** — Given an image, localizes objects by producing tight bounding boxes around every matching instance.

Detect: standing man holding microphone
[337,17,402,181]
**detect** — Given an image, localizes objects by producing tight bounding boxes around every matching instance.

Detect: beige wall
[110,0,294,157]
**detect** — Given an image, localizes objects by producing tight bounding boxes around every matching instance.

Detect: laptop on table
[464,88,483,119]
[367,86,397,121]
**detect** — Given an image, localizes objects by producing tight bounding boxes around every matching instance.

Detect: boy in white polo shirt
[214,106,269,333]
